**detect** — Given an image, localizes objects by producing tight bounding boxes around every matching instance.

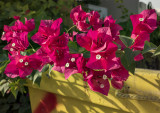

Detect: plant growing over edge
[0,5,160,97]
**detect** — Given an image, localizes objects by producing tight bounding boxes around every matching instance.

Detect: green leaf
[2,83,9,95]
[152,45,160,56]
[113,41,122,49]
[41,64,49,72]
[68,41,79,53]
[41,64,53,78]
[10,86,18,99]
[27,70,37,81]
[116,50,124,58]
[0,61,9,74]
[48,64,53,76]
[0,79,9,96]
[78,47,85,53]
[0,54,8,62]
[120,48,136,74]
[119,35,134,47]
[142,41,157,54]
[20,51,27,56]
[83,51,90,58]
[26,49,35,55]
[33,71,42,86]
[9,79,26,98]
[30,70,37,77]
[133,50,141,57]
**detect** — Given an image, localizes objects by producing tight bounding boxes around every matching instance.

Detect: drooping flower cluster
[1,18,43,78]
[1,18,35,55]
[1,5,158,96]
[5,54,42,78]
[130,9,157,61]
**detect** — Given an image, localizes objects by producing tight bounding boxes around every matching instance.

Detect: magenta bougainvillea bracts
[1,5,158,96]
[4,54,42,78]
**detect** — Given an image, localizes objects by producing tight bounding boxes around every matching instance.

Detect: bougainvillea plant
[1,5,160,97]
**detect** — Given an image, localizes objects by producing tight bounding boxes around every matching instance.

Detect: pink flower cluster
[70,5,129,95]
[1,5,158,96]
[130,9,157,61]
[1,18,44,78]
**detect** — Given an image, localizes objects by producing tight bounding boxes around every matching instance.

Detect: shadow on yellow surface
[28,68,160,113]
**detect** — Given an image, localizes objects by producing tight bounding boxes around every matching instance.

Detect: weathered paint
[34,92,57,113]
[28,68,160,113]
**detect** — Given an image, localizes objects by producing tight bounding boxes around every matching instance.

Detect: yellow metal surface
[28,68,160,113]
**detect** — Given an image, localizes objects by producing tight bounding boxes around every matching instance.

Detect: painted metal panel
[28,68,160,113]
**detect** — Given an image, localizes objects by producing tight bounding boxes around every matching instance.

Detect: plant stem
[29,43,36,52]
[133,35,139,42]
[67,25,76,33]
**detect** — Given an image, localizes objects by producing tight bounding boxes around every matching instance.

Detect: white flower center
[10,48,13,51]
[103,74,107,80]
[71,58,75,62]
[96,54,101,60]
[65,63,69,67]
[100,84,104,88]
[2,32,5,35]
[12,43,15,47]
[25,62,29,66]
[139,18,144,21]
[19,59,23,63]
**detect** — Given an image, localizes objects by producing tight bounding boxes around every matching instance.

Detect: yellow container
[27,68,160,113]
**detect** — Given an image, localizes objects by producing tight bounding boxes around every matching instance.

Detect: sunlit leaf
[33,71,42,86]
[0,79,9,96]
[120,48,136,74]
[41,64,49,72]
[153,45,160,56]
[120,35,134,47]
[142,41,157,54]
